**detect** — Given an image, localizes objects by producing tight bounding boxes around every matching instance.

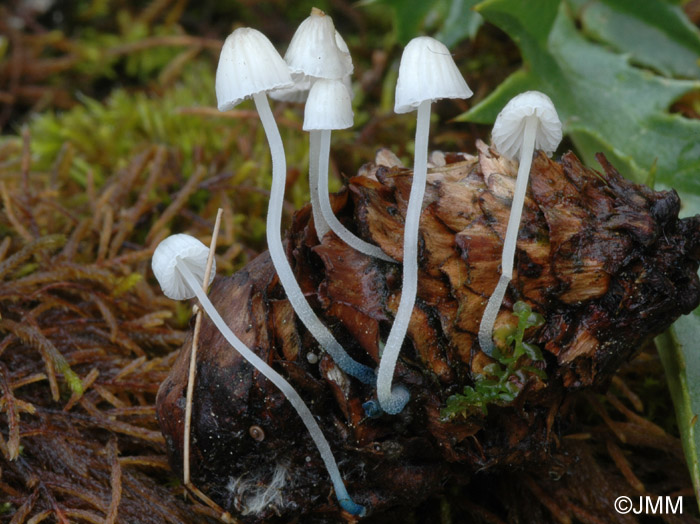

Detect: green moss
[30,61,221,182]
[441,301,546,419]
[112,273,143,298]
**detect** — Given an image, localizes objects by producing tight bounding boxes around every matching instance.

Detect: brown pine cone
[156,143,700,522]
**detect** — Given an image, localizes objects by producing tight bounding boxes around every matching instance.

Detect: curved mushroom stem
[175,260,366,517]
[478,115,538,356]
[309,131,330,240]
[315,129,395,262]
[252,92,375,385]
[376,99,432,414]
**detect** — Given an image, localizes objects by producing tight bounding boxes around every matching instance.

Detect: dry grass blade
[105,439,122,524]
[605,391,666,437]
[146,165,208,244]
[525,476,572,524]
[25,509,51,524]
[0,319,82,400]
[60,218,91,262]
[0,362,29,460]
[64,368,99,411]
[0,182,33,243]
[97,205,114,263]
[0,236,12,263]
[611,376,644,413]
[118,455,169,469]
[606,439,645,493]
[108,147,167,260]
[9,489,39,524]
[181,209,232,522]
[0,235,65,281]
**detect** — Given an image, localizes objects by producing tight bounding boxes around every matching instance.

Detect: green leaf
[522,342,543,362]
[571,0,700,79]
[360,0,482,46]
[361,0,433,44]
[656,314,700,509]
[434,0,484,47]
[441,301,547,419]
[459,0,700,218]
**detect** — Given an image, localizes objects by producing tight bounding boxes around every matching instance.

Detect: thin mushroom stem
[478,115,538,355]
[174,260,366,517]
[252,92,375,385]
[316,129,395,262]
[309,131,330,239]
[376,99,431,414]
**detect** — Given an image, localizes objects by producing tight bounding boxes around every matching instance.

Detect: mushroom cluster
[153,7,564,518]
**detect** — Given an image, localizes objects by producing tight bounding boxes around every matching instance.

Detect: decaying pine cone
[156,142,700,522]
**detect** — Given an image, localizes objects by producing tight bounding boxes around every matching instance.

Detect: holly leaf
[570,0,700,79]
[434,0,484,48]
[362,0,433,44]
[360,0,482,46]
[656,315,700,508]
[458,0,700,218]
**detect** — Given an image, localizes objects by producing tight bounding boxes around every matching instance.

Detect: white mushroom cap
[303,78,353,131]
[152,234,216,300]
[394,36,473,114]
[284,8,353,80]
[216,27,293,111]
[270,72,313,103]
[334,30,353,79]
[491,91,563,160]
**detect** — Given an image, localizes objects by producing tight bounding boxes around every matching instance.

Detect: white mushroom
[215,27,374,386]
[304,78,394,261]
[283,8,387,259]
[478,91,562,356]
[377,36,473,415]
[284,8,352,80]
[152,234,366,517]
[269,73,313,103]
[271,29,353,104]
[151,234,215,300]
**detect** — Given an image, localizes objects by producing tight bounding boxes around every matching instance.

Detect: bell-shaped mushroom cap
[216,27,293,111]
[270,72,313,103]
[394,36,473,114]
[491,91,563,160]
[303,78,353,131]
[152,234,216,300]
[334,30,353,79]
[284,8,353,80]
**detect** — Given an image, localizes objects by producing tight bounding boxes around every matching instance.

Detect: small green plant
[441,301,546,419]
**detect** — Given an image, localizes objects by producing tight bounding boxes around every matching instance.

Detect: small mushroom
[279,8,364,248]
[215,27,374,386]
[477,91,562,356]
[151,234,216,301]
[152,234,366,517]
[377,36,473,415]
[304,78,394,261]
[284,7,351,80]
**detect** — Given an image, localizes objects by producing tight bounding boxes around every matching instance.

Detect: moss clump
[442,301,546,419]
